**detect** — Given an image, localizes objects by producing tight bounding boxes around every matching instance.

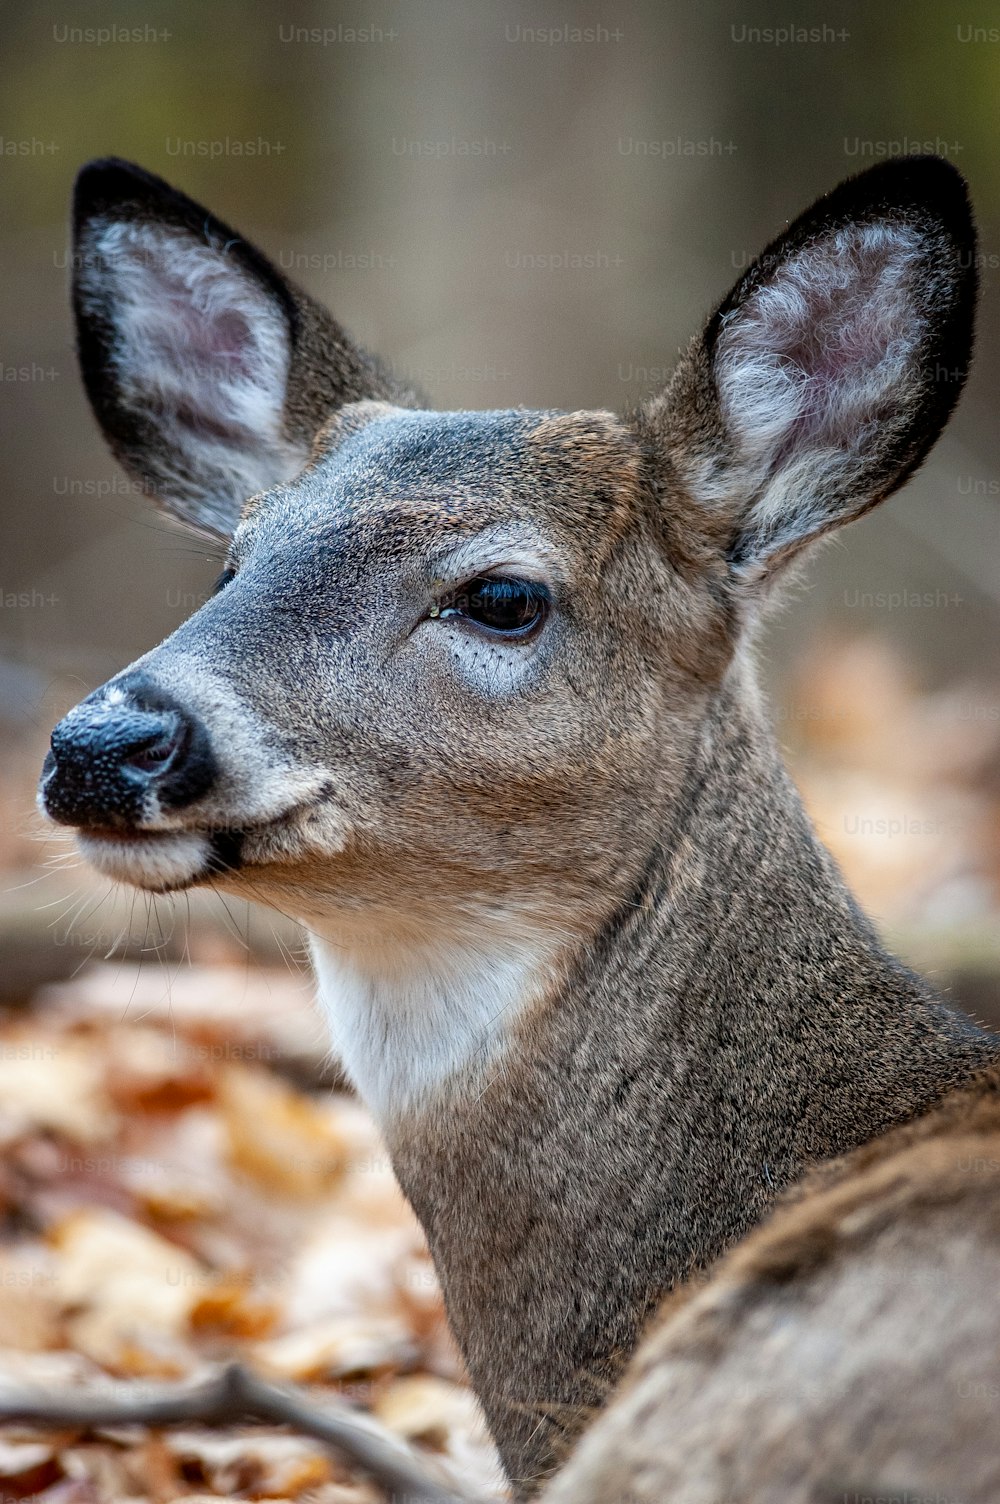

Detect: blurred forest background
[0,2,998,1498]
[2,0,1000,999]
[1,2,998,998]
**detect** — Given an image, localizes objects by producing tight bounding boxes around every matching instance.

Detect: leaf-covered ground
[0,962,506,1502]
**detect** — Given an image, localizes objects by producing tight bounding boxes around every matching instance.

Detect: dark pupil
[451,576,543,632]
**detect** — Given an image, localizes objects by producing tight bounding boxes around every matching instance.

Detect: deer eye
[438,576,549,636]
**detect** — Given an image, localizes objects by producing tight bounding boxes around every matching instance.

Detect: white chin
[76,830,212,892]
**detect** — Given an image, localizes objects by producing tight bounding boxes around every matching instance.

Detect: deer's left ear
[642,156,977,586]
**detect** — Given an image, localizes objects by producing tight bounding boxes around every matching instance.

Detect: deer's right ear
[72,158,403,539]
[641,156,977,591]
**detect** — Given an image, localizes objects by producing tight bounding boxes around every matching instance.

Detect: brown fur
[50,155,997,1498]
[384,680,996,1493]
[545,1066,1000,1503]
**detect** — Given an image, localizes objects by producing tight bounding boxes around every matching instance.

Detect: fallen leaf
[219,1066,349,1199]
[164,1429,332,1498]
[189,1274,279,1340]
[0,1247,61,1352]
[48,1209,203,1374]
[0,1439,64,1497]
[0,1036,116,1147]
[254,1314,418,1383]
[103,1026,214,1114]
[374,1373,481,1450]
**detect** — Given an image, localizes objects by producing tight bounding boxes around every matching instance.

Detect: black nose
[40,679,216,829]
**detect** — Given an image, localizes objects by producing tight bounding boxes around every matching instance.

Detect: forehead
[240,405,644,551]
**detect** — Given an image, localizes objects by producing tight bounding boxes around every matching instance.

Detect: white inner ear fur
[713,222,930,573]
[77,217,308,525]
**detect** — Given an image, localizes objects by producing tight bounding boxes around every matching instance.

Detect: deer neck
[309,673,999,1496]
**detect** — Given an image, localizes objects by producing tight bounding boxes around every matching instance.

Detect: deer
[38,153,1000,1501]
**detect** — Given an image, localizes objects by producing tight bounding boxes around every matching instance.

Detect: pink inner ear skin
[196,310,256,369]
[124,245,262,385]
[721,223,927,455]
[159,288,256,376]
[784,249,918,440]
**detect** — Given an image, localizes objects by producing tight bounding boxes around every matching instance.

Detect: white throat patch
[308,916,563,1122]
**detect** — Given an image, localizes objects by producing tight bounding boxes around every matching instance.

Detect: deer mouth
[75,827,222,893]
[73,803,320,893]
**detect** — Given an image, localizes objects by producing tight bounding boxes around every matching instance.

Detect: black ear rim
[69,158,304,534]
[706,156,978,569]
[707,154,977,347]
[72,156,300,331]
[71,157,301,425]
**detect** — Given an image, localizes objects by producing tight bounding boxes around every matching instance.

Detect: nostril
[122,725,185,777]
[42,683,216,830]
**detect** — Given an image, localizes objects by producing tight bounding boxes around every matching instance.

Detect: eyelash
[431,575,550,637]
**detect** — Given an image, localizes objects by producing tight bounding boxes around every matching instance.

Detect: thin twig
[0,1360,486,1504]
